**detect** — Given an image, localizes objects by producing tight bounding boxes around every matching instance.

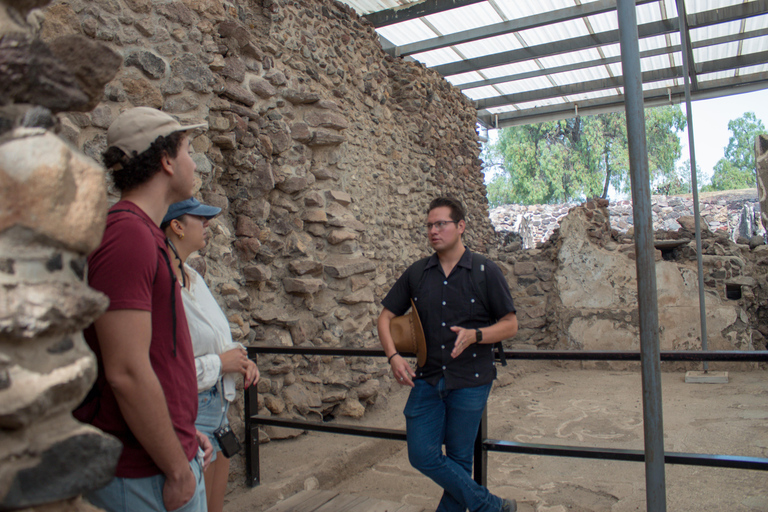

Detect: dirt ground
[224,363,768,512]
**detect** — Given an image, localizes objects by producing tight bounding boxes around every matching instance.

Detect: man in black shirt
[378,196,518,512]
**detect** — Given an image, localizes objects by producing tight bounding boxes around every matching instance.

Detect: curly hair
[103,131,186,192]
[428,196,466,222]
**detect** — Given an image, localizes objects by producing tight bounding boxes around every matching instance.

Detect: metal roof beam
[456,47,665,91]
[393,0,658,57]
[686,0,768,29]
[456,26,768,91]
[432,17,679,76]
[474,50,768,109]
[429,0,767,76]
[477,73,768,129]
[676,0,699,91]
[363,0,486,28]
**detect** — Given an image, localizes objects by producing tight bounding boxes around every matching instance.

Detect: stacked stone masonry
[3,0,767,505]
[29,0,494,456]
[1,0,125,507]
[494,198,768,372]
[490,190,765,250]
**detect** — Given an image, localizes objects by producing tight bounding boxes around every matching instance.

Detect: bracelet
[387,353,399,363]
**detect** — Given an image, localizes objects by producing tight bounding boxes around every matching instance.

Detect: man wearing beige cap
[75,107,211,511]
[378,196,519,512]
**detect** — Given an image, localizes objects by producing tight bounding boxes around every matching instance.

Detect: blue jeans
[404,378,502,512]
[85,456,206,512]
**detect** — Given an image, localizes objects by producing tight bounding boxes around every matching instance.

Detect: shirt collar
[424,248,472,270]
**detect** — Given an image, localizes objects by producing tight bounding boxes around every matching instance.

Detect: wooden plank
[393,504,426,512]
[354,498,424,512]
[263,490,338,512]
[313,494,368,512]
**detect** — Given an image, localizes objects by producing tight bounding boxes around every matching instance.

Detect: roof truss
[343,0,768,129]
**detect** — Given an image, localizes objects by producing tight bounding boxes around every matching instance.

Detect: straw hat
[390,299,427,367]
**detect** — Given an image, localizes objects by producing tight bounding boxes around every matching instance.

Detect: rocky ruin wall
[37,0,492,436]
[499,200,768,375]
[34,0,768,449]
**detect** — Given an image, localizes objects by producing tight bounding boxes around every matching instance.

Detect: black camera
[213,425,241,458]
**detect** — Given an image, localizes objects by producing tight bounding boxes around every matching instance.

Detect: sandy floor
[224,364,768,512]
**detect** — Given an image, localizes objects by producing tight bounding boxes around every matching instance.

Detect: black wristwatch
[475,328,483,343]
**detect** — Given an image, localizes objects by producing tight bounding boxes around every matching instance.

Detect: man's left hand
[195,429,214,469]
[449,326,476,358]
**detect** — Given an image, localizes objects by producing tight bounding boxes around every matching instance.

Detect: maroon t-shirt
[80,200,198,478]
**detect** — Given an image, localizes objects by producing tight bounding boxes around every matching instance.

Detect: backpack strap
[468,252,507,366]
[76,207,182,421]
[407,256,430,300]
[408,252,508,366]
[105,208,179,356]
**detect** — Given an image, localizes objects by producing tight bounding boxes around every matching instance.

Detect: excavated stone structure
[4,0,765,497]
[758,134,768,233]
[500,199,768,369]
[0,0,122,508]
[32,0,491,457]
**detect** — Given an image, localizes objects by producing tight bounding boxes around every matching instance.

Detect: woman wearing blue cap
[162,198,259,512]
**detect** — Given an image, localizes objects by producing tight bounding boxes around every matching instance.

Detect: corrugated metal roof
[336,0,768,128]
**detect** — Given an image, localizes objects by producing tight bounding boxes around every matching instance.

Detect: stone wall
[4,0,767,502]
[759,134,768,232]
[33,0,491,445]
[491,190,765,250]
[497,199,768,371]
[1,0,124,508]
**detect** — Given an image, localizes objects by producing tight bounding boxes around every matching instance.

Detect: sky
[679,88,768,182]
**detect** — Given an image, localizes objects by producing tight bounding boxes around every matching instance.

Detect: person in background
[377,196,519,512]
[77,107,212,512]
[162,198,259,512]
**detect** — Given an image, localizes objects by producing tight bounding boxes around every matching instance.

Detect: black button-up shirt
[382,249,516,390]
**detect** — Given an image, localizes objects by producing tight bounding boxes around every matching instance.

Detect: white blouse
[181,264,241,402]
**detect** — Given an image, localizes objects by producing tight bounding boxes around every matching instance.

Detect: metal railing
[244,347,768,489]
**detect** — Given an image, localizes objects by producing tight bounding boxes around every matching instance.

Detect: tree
[484,106,686,205]
[708,112,766,191]
[654,159,703,195]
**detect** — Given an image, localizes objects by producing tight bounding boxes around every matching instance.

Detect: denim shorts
[196,385,229,462]
[86,456,206,512]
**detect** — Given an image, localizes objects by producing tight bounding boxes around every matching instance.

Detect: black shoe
[501,498,517,512]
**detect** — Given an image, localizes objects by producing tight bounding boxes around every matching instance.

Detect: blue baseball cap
[162,198,221,224]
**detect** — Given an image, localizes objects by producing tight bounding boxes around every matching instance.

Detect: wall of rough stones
[1,0,125,508]
[32,0,494,450]
[2,0,765,503]
[497,199,768,371]
[491,190,765,250]
[759,134,768,233]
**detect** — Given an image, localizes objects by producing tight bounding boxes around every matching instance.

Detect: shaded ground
[225,364,768,512]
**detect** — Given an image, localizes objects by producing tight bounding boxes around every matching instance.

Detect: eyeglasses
[425,220,459,231]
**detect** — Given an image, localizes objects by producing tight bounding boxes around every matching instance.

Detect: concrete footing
[685,370,729,383]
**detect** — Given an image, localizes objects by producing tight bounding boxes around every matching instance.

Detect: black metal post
[616,1,667,511]
[244,360,260,487]
[474,406,489,486]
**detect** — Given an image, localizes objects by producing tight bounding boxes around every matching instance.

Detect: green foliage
[484,106,686,205]
[654,160,703,195]
[708,112,766,191]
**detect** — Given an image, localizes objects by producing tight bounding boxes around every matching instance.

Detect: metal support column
[245,358,261,487]
[474,407,489,486]
[616,1,667,511]
[676,0,709,371]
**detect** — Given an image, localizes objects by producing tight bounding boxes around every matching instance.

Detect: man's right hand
[163,465,196,511]
[390,354,416,387]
